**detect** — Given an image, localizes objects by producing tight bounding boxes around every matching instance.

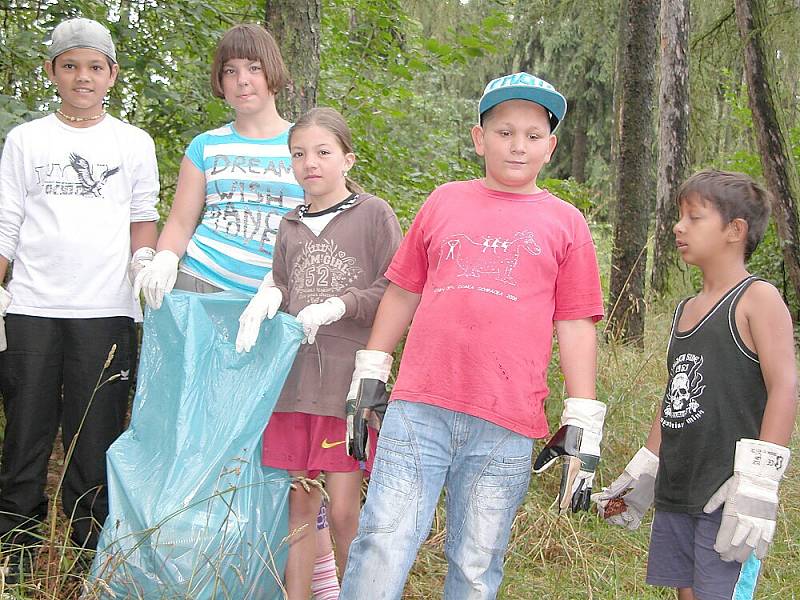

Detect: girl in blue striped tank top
[133,23,339,600]
[134,23,303,304]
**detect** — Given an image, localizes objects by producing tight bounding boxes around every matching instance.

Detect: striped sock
[311,550,340,600]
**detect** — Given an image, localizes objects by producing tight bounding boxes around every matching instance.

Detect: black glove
[345,350,393,461]
[346,379,389,461]
[533,398,607,513]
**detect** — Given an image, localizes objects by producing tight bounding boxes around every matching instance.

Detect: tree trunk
[570,94,588,183]
[735,0,800,307]
[607,0,659,345]
[264,0,321,121]
[571,122,588,183]
[651,0,690,297]
[610,0,630,200]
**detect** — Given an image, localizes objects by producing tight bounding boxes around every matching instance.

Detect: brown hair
[288,107,364,194]
[210,24,288,99]
[677,169,772,260]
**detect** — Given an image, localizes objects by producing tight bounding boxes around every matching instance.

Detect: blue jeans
[340,400,533,600]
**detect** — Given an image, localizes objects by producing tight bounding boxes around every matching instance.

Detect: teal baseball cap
[478,72,567,131]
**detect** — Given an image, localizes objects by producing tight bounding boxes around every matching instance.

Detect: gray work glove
[591,446,659,530]
[703,439,790,562]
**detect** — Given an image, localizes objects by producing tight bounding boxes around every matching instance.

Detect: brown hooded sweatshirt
[271,193,403,418]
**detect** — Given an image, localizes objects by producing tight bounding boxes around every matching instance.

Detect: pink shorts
[262,412,376,479]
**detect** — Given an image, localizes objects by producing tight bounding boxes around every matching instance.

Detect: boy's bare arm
[554,318,597,399]
[0,256,7,283]
[746,282,798,446]
[644,404,662,454]
[156,157,207,256]
[130,220,158,253]
[365,282,421,354]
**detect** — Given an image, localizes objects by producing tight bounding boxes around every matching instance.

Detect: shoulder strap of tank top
[727,275,764,363]
[666,298,689,361]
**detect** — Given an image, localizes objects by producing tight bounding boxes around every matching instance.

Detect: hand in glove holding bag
[295,297,346,344]
[128,247,156,286]
[703,438,790,562]
[236,273,283,353]
[591,446,659,529]
[133,250,179,310]
[534,397,607,513]
[345,349,392,461]
[0,285,11,352]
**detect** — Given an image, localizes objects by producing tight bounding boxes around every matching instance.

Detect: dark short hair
[210,24,288,98]
[677,169,772,260]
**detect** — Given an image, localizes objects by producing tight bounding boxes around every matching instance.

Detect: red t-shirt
[387,180,604,438]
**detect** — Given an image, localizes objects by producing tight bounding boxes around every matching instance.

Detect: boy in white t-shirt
[341,73,606,598]
[0,18,158,577]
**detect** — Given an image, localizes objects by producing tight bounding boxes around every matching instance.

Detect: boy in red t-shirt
[340,73,606,598]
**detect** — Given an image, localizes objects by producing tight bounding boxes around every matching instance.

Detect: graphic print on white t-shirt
[34,152,120,197]
[662,352,707,428]
[290,238,364,304]
[433,230,541,301]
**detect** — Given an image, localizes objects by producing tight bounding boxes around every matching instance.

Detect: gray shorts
[646,509,762,600]
[174,271,223,294]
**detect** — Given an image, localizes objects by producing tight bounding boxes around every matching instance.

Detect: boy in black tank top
[592,170,797,600]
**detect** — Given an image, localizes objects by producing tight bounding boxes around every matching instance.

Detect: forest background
[0,0,799,598]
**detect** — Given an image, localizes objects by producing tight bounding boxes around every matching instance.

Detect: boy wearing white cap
[340,73,605,598]
[0,17,158,575]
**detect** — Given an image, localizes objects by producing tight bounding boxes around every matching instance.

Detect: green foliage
[508,0,618,189]
[540,177,600,216]
[319,0,514,226]
[693,71,800,316]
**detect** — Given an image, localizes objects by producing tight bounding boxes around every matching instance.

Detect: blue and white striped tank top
[181,123,304,294]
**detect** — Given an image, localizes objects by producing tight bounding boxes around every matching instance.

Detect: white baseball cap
[48,17,117,64]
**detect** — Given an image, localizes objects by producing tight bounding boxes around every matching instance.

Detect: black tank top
[654,276,767,513]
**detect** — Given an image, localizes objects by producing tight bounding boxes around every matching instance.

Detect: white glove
[133,250,179,310]
[591,446,659,530]
[703,439,790,562]
[128,247,156,285]
[236,275,283,353]
[533,397,607,512]
[0,285,11,352]
[295,297,346,344]
[346,349,393,460]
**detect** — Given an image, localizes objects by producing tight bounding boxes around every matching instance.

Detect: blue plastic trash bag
[86,291,303,599]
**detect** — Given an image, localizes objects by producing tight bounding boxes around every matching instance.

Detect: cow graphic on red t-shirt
[438,230,541,286]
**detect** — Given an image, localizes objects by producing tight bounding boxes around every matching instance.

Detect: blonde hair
[210,24,288,98]
[289,107,364,194]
